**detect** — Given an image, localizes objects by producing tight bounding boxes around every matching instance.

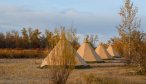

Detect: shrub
[0,49,48,58]
[48,30,76,84]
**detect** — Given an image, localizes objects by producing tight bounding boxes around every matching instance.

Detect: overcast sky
[0,0,146,42]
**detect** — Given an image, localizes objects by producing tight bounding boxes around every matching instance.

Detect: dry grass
[70,74,126,84]
[1,59,146,84]
[69,74,146,84]
[0,49,49,58]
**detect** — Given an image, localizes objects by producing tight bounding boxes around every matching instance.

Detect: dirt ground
[0,58,146,84]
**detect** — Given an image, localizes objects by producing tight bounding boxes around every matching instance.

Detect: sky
[0,0,146,43]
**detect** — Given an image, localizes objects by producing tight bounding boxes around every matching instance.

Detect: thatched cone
[77,38,103,62]
[95,43,113,60]
[41,33,88,68]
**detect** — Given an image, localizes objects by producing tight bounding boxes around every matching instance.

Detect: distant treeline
[0,27,80,49]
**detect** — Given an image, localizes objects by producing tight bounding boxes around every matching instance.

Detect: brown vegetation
[109,0,146,74]
[47,29,76,84]
[0,27,79,50]
[0,49,48,58]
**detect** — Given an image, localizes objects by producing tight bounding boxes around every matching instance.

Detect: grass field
[0,58,146,84]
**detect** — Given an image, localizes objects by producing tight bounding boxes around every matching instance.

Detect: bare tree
[118,0,146,74]
[118,0,140,63]
[86,34,98,48]
[49,28,76,84]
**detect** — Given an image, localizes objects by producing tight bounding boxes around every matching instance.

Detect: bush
[48,30,76,84]
[131,43,146,75]
[0,49,48,58]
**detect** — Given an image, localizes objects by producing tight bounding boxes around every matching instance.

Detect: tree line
[0,27,80,49]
